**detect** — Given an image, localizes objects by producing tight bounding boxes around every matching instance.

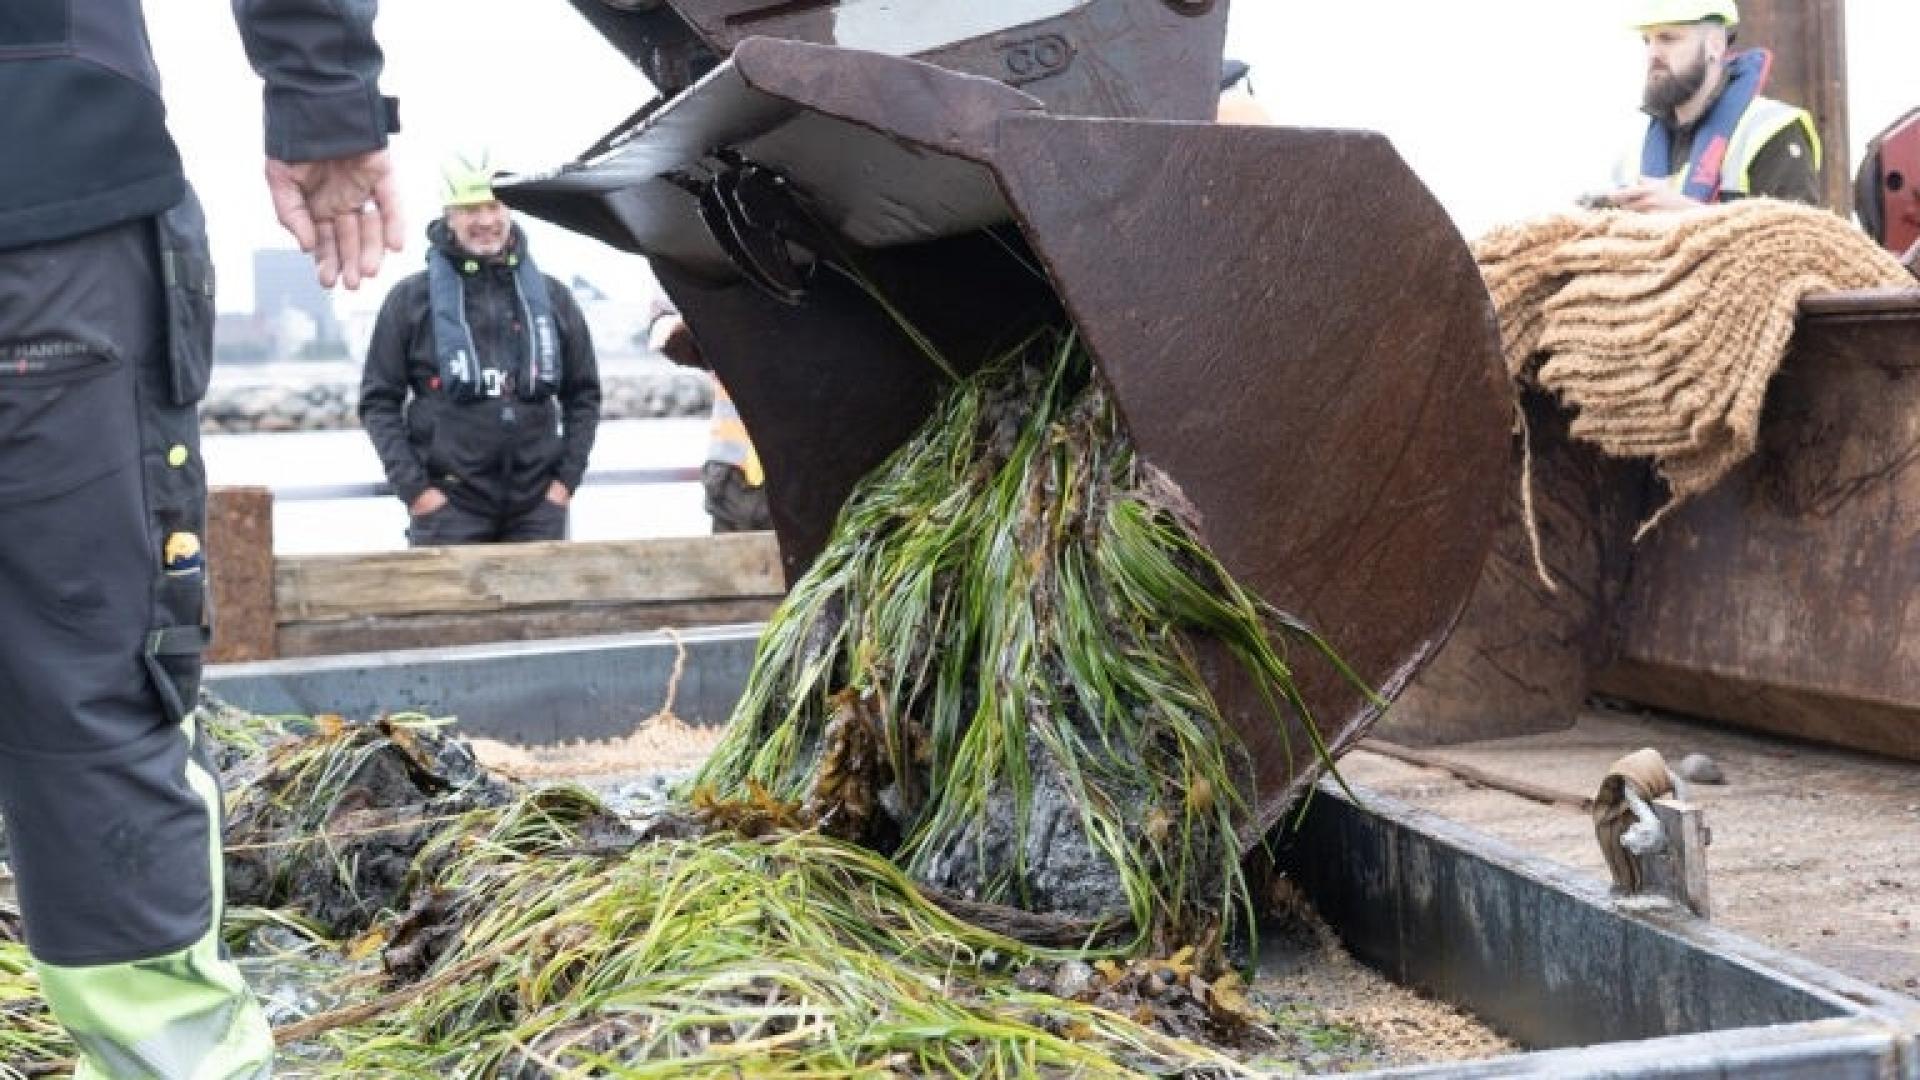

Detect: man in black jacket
[0,2,401,1075]
[361,153,602,546]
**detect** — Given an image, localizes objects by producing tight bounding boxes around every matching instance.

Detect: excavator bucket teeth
[502,39,1510,837]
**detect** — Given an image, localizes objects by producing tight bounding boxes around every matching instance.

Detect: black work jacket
[359,227,602,517]
[0,0,393,251]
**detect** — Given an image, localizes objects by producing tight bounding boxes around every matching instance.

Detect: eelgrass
[695,331,1365,949]
[311,784,1273,1077]
[0,941,69,1079]
[11,707,1368,1075]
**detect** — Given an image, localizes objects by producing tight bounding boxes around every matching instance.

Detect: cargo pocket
[141,433,210,728]
[156,196,215,408]
[143,194,217,724]
[0,339,126,504]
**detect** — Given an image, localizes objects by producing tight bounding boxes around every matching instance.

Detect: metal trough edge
[1286,783,1920,1078]
[1358,1018,1912,1079]
[205,624,764,745]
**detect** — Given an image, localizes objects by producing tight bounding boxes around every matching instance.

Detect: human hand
[1608,182,1702,215]
[409,487,448,516]
[545,480,572,507]
[265,150,406,289]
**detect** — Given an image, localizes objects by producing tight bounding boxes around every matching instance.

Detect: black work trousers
[0,206,220,967]
[702,461,771,534]
[406,497,568,547]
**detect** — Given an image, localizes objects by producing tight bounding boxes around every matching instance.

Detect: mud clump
[914,736,1136,919]
[693,340,1350,947]
[223,718,516,937]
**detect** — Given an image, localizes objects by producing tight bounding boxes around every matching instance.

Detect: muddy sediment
[241,710,1508,1073]
[222,716,517,937]
[912,737,1136,920]
[0,704,1515,1074]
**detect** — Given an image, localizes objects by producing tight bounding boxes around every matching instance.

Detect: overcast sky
[148,2,1919,315]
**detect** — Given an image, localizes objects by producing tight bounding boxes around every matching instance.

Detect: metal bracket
[1632,798,1713,918]
[694,157,821,306]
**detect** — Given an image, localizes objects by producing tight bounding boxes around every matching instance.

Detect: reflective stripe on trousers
[41,732,272,1078]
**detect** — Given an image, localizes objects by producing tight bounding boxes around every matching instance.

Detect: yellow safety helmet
[1630,0,1738,30]
[439,150,499,208]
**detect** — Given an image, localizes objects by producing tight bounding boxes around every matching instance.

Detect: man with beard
[1604,0,1821,213]
[361,152,602,546]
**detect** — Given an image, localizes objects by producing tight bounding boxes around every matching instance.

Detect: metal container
[1386,290,1920,766]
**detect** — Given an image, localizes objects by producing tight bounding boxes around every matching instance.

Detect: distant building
[253,249,342,349]
[214,311,274,366]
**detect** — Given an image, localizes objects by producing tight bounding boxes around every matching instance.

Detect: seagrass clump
[324,791,1289,1077]
[13,698,1373,1077]
[222,714,515,937]
[0,938,67,1080]
[694,331,1356,947]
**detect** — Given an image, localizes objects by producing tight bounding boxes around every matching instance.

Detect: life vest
[427,233,561,402]
[708,382,764,488]
[1619,49,1821,202]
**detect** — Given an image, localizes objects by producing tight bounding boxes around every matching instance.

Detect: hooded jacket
[360,220,601,517]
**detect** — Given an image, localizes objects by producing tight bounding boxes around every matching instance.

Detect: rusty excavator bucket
[502,0,1511,837]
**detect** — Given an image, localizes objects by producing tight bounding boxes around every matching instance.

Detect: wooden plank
[1741,0,1851,214]
[275,532,784,623]
[207,486,277,662]
[1597,657,1920,763]
[275,598,780,658]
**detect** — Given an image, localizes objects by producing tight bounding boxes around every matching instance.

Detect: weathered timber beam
[274,532,784,623]
[208,486,277,663]
[1740,0,1851,214]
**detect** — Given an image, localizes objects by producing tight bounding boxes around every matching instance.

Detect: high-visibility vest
[708,381,765,488]
[1616,96,1822,201]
